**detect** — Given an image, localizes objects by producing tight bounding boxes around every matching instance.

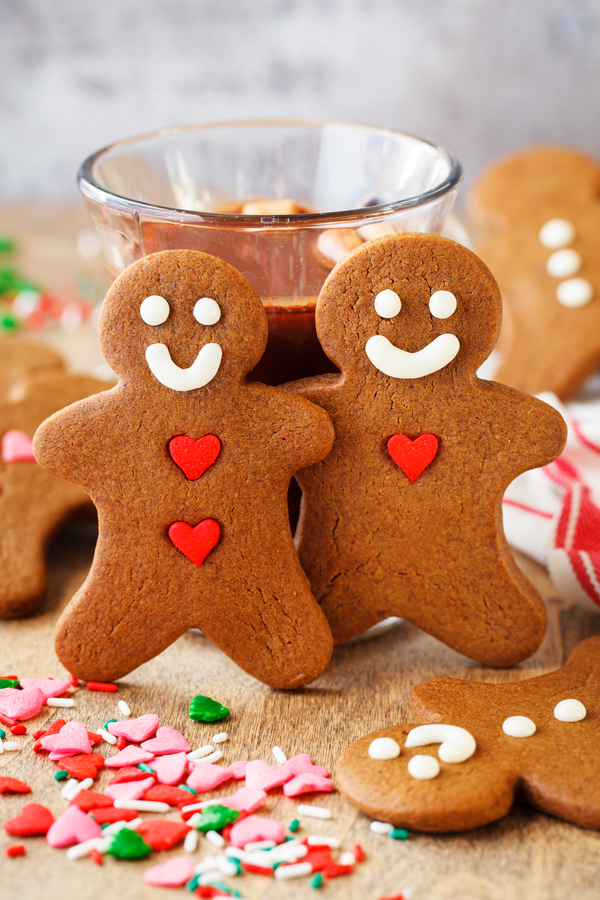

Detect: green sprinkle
[189,694,229,722]
[0,309,18,331]
[137,763,156,774]
[103,718,117,729]
[228,857,242,875]
[194,804,239,832]
[105,828,152,860]
[0,728,5,739]
[0,237,17,254]
[54,770,68,781]
[0,679,19,690]
[389,827,409,840]
[185,875,200,892]
[310,872,323,888]
[178,783,196,795]
[288,818,300,832]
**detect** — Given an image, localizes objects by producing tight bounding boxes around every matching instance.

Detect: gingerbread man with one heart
[34,249,334,688]
[286,233,566,665]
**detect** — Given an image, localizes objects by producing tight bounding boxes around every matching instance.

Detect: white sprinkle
[113,799,169,812]
[187,812,202,828]
[272,746,287,764]
[68,777,94,798]
[1,741,18,751]
[252,842,307,866]
[224,847,252,862]
[205,829,226,849]
[102,817,142,836]
[370,820,394,834]
[66,837,103,860]
[193,855,218,875]
[274,861,313,880]
[307,834,340,848]
[340,851,356,866]
[212,732,228,743]
[181,801,205,814]
[47,698,75,708]
[187,744,217,761]
[191,749,223,765]
[117,700,131,717]
[98,728,117,745]
[197,871,225,887]
[244,840,276,852]
[184,829,199,853]
[216,853,239,876]
[298,804,332,820]
[61,778,79,799]
[0,739,3,754]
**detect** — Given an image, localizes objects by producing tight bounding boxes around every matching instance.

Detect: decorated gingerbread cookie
[336,637,600,832]
[286,233,566,665]
[470,146,600,399]
[34,249,335,688]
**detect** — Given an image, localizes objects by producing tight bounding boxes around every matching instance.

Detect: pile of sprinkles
[0,674,409,896]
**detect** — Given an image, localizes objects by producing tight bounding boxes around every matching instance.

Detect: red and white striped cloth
[503,390,600,612]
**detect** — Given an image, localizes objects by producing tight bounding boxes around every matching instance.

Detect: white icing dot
[502,716,536,738]
[556,278,594,308]
[194,297,221,326]
[374,289,401,319]
[140,295,170,326]
[429,290,457,319]
[546,249,582,279]
[368,737,401,760]
[407,755,440,780]
[554,699,586,722]
[539,219,576,249]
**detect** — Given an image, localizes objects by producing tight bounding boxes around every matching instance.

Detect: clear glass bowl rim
[77,118,462,227]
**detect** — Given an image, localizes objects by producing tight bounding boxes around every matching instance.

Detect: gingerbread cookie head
[470,146,600,399]
[316,233,501,383]
[336,637,600,833]
[99,250,268,390]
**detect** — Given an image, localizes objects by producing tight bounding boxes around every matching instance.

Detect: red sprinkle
[0,777,31,795]
[32,730,47,740]
[86,682,117,692]
[0,675,18,680]
[45,719,67,736]
[116,736,127,751]
[68,673,79,687]
[377,895,405,900]
[5,845,26,858]
[241,862,274,876]
[10,725,26,735]
[322,864,354,879]
[195,889,222,899]
[89,848,103,865]
[353,843,365,862]
[32,741,43,753]
[0,713,17,727]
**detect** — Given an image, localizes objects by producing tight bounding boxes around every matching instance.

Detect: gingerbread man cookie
[336,637,600,832]
[34,249,335,688]
[286,233,566,665]
[470,146,600,399]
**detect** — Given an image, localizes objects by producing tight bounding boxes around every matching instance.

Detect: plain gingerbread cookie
[470,145,600,399]
[286,233,566,665]
[336,636,600,832]
[34,249,335,688]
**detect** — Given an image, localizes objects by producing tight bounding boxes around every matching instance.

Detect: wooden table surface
[1,206,599,900]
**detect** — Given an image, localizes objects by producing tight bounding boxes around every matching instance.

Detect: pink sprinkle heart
[41,721,92,757]
[0,686,44,721]
[143,856,195,887]
[141,726,191,756]
[107,714,159,743]
[285,754,329,779]
[104,776,156,802]
[105,745,155,768]
[46,805,102,848]
[244,760,289,792]
[19,678,72,701]
[229,815,285,849]
[187,761,247,793]
[151,752,188,786]
[283,774,334,797]
[2,429,35,463]
[217,788,267,814]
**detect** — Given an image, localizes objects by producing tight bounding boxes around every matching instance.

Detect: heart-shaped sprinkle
[104,776,156,802]
[151,751,188,785]
[387,433,439,482]
[41,721,92,757]
[46,806,101,847]
[169,434,221,480]
[286,754,329,778]
[89,806,138,825]
[168,520,220,567]
[3,803,54,836]
[2,429,35,463]
[143,785,193,806]
[108,766,155,785]
[61,753,105,781]
[229,814,285,849]
[144,855,195,887]
[283,773,334,796]
[107,714,159,743]
[43,719,66,736]
[105,745,155,767]
[0,686,44,720]
[137,819,190,851]
[207,787,266,815]
[0,777,31,794]
[188,694,229,722]
[187,760,246,793]
[141,726,191,756]
[244,760,289,792]
[19,678,71,701]
[69,790,113,811]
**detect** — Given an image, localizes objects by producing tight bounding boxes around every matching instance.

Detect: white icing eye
[368,737,401,760]
[539,218,576,249]
[546,248,582,278]
[407,755,440,780]
[554,699,586,722]
[140,295,170,326]
[374,289,401,318]
[429,290,457,319]
[194,297,221,326]
[556,278,594,308]
[502,716,536,738]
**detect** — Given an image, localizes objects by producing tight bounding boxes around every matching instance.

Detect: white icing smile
[365,333,460,379]
[405,724,476,763]
[145,342,222,391]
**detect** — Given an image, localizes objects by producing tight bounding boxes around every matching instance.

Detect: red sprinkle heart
[89,806,138,825]
[3,803,54,836]
[169,434,221,480]
[108,766,155,786]
[387,434,439,482]
[169,519,220,567]
[143,785,194,807]
[0,778,31,795]
[69,790,113,812]
[61,752,105,781]
[136,819,190,851]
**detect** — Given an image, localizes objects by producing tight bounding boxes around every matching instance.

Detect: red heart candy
[3,803,54,836]
[169,434,221,480]
[0,777,31,795]
[108,766,155,785]
[69,790,113,811]
[89,806,138,825]
[387,434,439,482]
[136,819,190,851]
[61,752,105,780]
[44,719,67,736]
[143,785,194,806]
[169,519,220,567]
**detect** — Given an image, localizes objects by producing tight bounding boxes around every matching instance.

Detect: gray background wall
[1,0,598,202]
